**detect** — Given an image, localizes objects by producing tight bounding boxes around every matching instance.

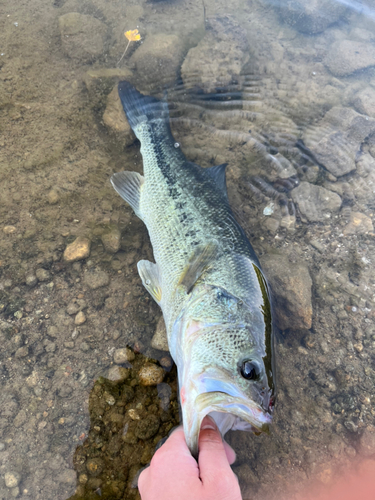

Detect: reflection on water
[1,0,375,499]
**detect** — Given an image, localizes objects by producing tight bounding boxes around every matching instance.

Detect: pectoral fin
[178,241,218,294]
[138,260,162,304]
[110,171,144,219]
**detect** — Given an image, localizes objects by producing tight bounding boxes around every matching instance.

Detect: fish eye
[240,360,260,381]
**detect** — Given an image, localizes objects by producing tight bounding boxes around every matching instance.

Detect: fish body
[111,81,275,456]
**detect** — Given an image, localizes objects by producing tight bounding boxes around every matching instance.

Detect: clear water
[1,0,375,499]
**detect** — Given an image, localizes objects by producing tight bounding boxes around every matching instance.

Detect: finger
[198,416,234,484]
[223,440,236,465]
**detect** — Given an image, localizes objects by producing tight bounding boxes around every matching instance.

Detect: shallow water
[1,0,375,499]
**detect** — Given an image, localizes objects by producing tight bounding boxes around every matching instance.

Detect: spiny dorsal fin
[138,260,162,304]
[205,163,228,199]
[178,241,219,294]
[111,171,144,219]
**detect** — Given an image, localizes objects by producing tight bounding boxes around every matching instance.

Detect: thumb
[198,416,234,484]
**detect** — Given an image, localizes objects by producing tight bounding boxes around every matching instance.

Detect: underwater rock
[4,471,21,488]
[181,16,249,93]
[83,269,110,289]
[303,107,375,177]
[138,364,165,386]
[291,182,341,222]
[58,13,108,63]
[74,311,86,325]
[35,268,51,282]
[261,253,313,331]
[278,0,348,34]
[134,415,160,440]
[130,34,185,91]
[353,87,375,118]
[113,347,135,364]
[84,67,133,110]
[324,40,375,77]
[64,236,91,262]
[101,227,121,254]
[107,366,129,382]
[151,316,169,352]
[102,87,135,147]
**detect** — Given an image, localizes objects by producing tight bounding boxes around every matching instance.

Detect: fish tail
[118,81,169,132]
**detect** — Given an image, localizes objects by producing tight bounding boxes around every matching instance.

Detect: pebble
[4,472,21,488]
[3,225,16,234]
[47,189,60,205]
[113,347,135,364]
[101,228,121,253]
[11,486,20,498]
[64,237,91,262]
[83,269,109,289]
[343,212,373,235]
[86,458,104,477]
[138,364,165,386]
[15,346,29,358]
[74,311,86,325]
[151,317,169,352]
[80,342,90,352]
[64,341,75,349]
[107,366,129,381]
[25,274,38,287]
[35,268,51,282]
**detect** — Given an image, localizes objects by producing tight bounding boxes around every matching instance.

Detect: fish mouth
[182,375,272,458]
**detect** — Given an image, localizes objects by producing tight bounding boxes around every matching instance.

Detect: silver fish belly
[111,81,276,457]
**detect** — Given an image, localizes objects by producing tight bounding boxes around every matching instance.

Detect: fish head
[173,284,275,457]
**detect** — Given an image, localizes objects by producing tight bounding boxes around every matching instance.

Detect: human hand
[138,415,242,500]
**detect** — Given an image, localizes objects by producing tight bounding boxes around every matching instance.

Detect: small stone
[134,414,160,440]
[107,366,130,381]
[343,212,373,235]
[10,486,20,498]
[3,225,16,234]
[25,274,38,287]
[15,346,28,358]
[113,347,135,364]
[35,268,51,282]
[83,269,109,289]
[128,409,141,420]
[138,364,165,386]
[151,317,169,351]
[47,189,60,205]
[86,458,104,477]
[64,237,91,262]
[80,342,90,352]
[101,228,121,254]
[64,341,75,349]
[14,311,23,320]
[74,311,86,325]
[353,87,375,119]
[13,410,27,428]
[4,472,21,488]
[79,473,88,485]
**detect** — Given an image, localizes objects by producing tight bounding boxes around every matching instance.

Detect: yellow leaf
[125,29,141,42]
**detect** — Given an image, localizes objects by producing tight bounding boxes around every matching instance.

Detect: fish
[111,81,276,457]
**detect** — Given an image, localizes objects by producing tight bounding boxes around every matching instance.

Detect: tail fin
[118,81,169,131]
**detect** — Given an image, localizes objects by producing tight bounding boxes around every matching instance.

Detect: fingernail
[201,415,217,431]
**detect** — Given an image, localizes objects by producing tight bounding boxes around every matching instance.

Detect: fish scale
[111,81,275,456]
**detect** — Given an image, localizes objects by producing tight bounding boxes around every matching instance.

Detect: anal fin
[111,171,144,219]
[138,260,162,304]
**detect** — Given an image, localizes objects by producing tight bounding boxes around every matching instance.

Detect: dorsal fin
[205,163,228,199]
[178,241,219,294]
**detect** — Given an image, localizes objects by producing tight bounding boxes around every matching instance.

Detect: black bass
[111,81,276,457]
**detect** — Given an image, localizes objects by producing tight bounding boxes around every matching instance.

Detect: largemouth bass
[111,81,276,457]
